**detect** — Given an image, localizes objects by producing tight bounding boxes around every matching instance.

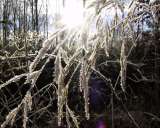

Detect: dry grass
[0,0,160,127]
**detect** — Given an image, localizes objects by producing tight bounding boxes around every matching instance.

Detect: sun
[61,0,84,28]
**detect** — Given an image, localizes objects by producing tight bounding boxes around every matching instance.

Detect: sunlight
[61,0,84,28]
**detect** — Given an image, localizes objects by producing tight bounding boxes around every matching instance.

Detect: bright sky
[38,0,84,32]
[38,0,140,34]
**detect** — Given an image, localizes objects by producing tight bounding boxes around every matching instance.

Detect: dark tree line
[0,0,49,48]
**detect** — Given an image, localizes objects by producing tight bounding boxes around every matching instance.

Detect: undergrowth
[0,0,160,128]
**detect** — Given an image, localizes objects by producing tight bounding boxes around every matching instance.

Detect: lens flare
[96,116,108,128]
[96,121,108,128]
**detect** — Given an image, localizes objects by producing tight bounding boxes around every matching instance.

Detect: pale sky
[38,0,152,34]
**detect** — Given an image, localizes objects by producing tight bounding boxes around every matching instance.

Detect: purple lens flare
[96,116,108,128]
